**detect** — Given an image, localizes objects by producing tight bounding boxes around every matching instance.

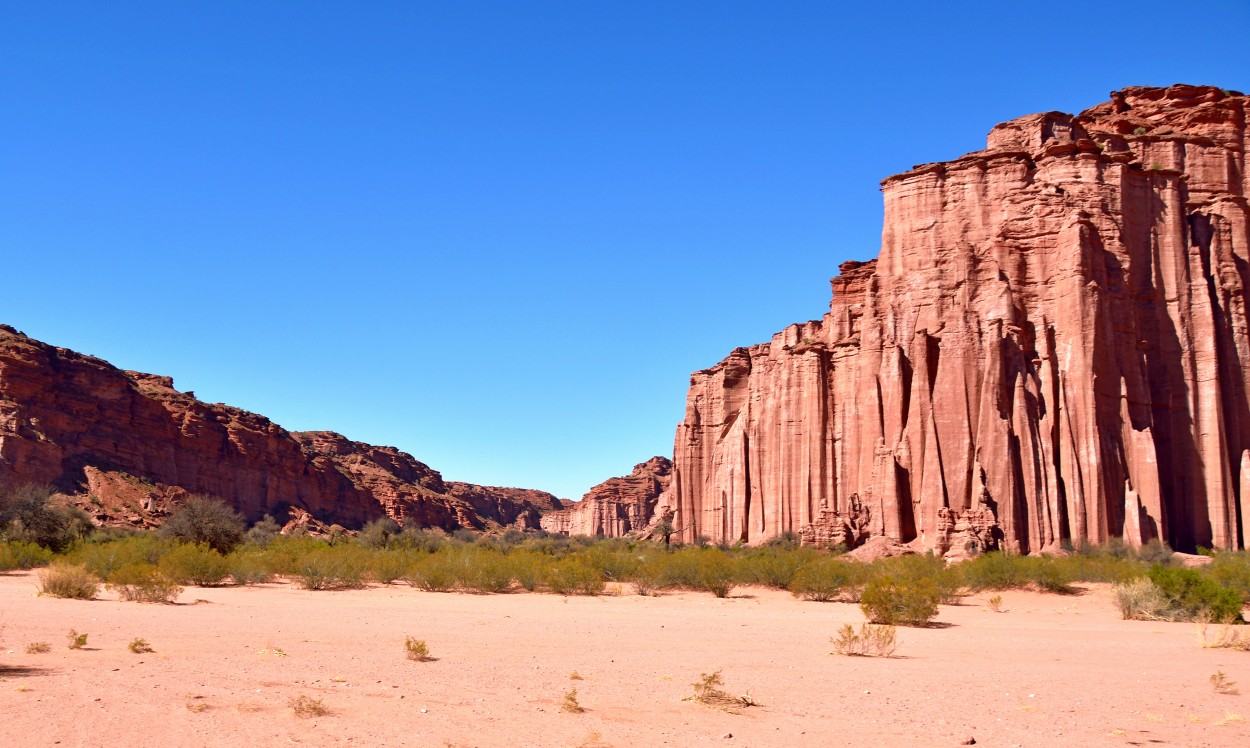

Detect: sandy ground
[1,572,1249,747]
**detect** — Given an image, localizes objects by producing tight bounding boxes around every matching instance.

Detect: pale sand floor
[1,571,1249,747]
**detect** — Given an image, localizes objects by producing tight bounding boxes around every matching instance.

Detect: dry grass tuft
[685,670,760,711]
[561,688,585,713]
[1211,670,1239,695]
[66,629,87,650]
[987,594,1004,612]
[1217,711,1246,725]
[1195,622,1250,651]
[569,670,584,680]
[25,642,50,654]
[830,623,898,657]
[128,638,154,654]
[289,694,330,718]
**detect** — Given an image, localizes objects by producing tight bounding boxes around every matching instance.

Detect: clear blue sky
[2,2,1247,500]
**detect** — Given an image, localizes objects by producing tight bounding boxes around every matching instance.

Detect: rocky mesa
[0,325,562,531]
[656,84,1250,554]
[540,456,671,537]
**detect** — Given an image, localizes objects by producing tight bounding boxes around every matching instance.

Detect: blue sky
[2,1,1247,500]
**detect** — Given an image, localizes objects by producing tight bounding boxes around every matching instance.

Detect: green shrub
[957,553,1075,594]
[1208,551,1250,603]
[367,549,413,585]
[225,549,274,585]
[1147,565,1243,623]
[107,563,183,603]
[243,514,282,547]
[160,495,245,553]
[0,540,54,570]
[546,558,604,596]
[38,561,100,599]
[509,551,545,592]
[288,545,370,590]
[694,550,738,598]
[406,553,457,592]
[790,558,864,602]
[69,534,175,579]
[740,546,817,589]
[449,547,514,593]
[859,574,941,626]
[159,543,231,586]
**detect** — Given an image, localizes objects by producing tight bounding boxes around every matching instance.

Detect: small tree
[0,482,94,551]
[160,495,245,553]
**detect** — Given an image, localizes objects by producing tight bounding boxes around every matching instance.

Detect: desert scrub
[0,540,53,571]
[159,495,245,553]
[25,641,51,654]
[288,545,370,590]
[106,563,183,603]
[38,561,100,599]
[66,629,88,649]
[956,552,1075,594]
[685,670,759,711]
[509,550,545,592]
[448,547,514,593]
[128,638,154,654]
[1148,565,1243,622]
[545,558,605,596]
[1207,550,1250,603]
[405,552,457,592]
[68,534,174,580]
[366,549,413,585]
[225,549,273,585]
[693,549,739,598]
[831,623,898,657]
[158,542,231,586]
[790,558,865,602]
[404,636,431,662]
[859,573,941,626]
[739,546,817,589]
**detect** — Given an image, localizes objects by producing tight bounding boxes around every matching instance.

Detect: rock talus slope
[0,326,560,530]
[540,456,671,536]
[659,85,1250,553]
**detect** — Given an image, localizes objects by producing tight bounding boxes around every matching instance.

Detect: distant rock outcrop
[0,325,560,530]
[657,85,1250,554]
[540,456,672,537]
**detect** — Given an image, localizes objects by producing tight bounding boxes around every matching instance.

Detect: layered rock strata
[540,456,671,537]
[658,85,1250,553]
[0,326,560,530]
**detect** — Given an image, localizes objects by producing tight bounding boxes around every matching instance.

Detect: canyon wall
[0,326,561,530]
[540,456,671,537]
[658,85,1250,553]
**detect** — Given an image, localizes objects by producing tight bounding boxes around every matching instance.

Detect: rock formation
[540,456,671,537]
[658,85,1250,554]
[0,325,561,530]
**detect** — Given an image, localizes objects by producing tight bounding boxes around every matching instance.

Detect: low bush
[225,549,273,585]
[0,540,54,570]
[859,573,941,626]
[546,558,604,596]
[790,558,864,602]
[69,534,175,580]
[287,545,370,590]
[694,549,738,598]
[128,638,154,654]
[159,543,231,586]
[957,553,1076,594]
[404,636,431,662]
[509,551,545,592]
[367,549,413,585]
[107,563,183,603]
[38,561,100,599]
[1208,551,1250,604]
[449,547,514,593]
[406,553,457,592]
[740,546,817,589]
[1147,565,1243,623]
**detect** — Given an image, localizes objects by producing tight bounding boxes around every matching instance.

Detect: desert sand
[1,572,1248,747]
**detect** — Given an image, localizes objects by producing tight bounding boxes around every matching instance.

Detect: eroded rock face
[658,85,1250,554]
[540,456,672,537]
[0,326,558,530]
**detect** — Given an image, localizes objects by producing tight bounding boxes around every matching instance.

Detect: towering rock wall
[540,456,671,537]
[659,85,1250,553]
[0,326,561,530]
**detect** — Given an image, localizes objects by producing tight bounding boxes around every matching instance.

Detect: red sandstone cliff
[0,326,560,530]
[659,85,1250,554]
[539,456,672,537]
